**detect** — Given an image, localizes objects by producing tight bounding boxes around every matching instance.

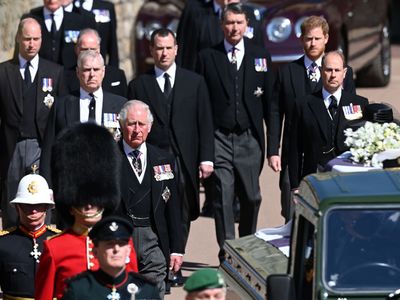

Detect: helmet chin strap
[72,207,104,219]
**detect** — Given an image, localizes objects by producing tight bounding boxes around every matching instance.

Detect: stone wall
[0,0,144,80]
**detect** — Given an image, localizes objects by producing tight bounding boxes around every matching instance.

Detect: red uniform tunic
[34,227,138,300]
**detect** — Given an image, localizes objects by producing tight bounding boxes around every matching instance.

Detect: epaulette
[46,225,62,234]
[0,226,17,236]
[46,229,67,241]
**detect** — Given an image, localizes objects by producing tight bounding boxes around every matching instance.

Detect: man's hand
[199,163,214,179]
[170,254,183,273]
[268,155,281,172]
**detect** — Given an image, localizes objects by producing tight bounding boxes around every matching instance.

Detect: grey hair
[77,49,104,69]
[77,28,102,46]
[119,100,154,125]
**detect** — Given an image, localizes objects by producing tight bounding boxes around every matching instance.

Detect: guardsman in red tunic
[35,123,138,300]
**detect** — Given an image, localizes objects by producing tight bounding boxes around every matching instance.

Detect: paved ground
[166,44,400,299]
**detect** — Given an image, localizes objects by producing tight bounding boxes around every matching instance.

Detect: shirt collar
[154,63,176,80]
[304,54,323,69]
[43,6,64,18]
[224,38,245,54]
[80,87,103,100]
[213,1,222,14]
[123,140,147,158]
[322,87,342,104]
[19,53,39,69]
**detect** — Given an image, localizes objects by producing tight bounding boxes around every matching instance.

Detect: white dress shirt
[43,6,64,32]
[224,38,245,70]
[19,54,39,83]
[154,63,176,92]
[304,55,323,82]
[123,140,147,183]
[79,87,104,125]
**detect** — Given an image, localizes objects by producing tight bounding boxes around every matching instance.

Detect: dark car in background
[134,0,392,87]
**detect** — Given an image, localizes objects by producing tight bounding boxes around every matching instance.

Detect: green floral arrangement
[344,121,400,167]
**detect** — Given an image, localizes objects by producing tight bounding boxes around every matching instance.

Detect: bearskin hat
[51,123,121,226]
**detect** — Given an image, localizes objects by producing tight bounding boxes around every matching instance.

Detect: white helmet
[10,174,55,207]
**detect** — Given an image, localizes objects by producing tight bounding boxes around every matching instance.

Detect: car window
[323,208,400,292]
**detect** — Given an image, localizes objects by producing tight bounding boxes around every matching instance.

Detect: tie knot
[309,62,318,71]
[25,61,31,68]
[89,93,95,99]
[131,150,141,159]
[164,73,170,79]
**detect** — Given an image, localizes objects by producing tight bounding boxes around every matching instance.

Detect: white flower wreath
[344,121,400,167]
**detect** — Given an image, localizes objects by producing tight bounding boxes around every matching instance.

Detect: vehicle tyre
[356,21,391,87]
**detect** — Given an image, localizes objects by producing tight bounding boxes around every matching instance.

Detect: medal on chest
[107,286,120,300]
[30,238,42,263]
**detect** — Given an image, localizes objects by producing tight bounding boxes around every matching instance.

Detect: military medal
[254,58,268,72]
[19,225,47,263]
[253,87,264,98]
[93,9,111,23]
[107,286,120,300]
[127,283,139,300]
[30,239,42,263]
[153,164,174,181]
[64,30,80,43]
[43,94,54,109]
[42,78,53,92]
[162,186,171,202]
[104,113,121,141]
[245,26,254,39]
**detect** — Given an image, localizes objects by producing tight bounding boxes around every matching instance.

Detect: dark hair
[150,28,177,46]
[221,3,248,22]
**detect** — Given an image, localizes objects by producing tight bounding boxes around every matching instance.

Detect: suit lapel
[147,146,163,212]
[66,92,81,124]
[307,92,330,141]
[211,43,233,98]
[144,74,168,124]
[7,59,23,115]
[290,57,307,99]
[171,68,185,120]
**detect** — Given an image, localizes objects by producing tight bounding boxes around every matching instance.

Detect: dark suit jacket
[0,57,66,178]
[39,90,126,183]
[127,67,214,219]
[197,39,274,168]
[177,0,263,71]
[71,0,119,66]
[64,65,127,97]
[290,90,368,188]
[118,142,184,261]
[29,7,96,69]
[267,55,356,169]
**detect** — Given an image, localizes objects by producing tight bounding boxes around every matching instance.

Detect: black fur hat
[51,123,121,226]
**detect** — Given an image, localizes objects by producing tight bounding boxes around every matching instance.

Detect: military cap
[89,216,133,242]
[11,174,55,207]
[184,268,226,293]
[52,123,121,225]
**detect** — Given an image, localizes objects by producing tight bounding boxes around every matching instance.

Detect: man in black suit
[177,0,263,71]
[0,17,66,228]
[64,28,127,97]
[289,50,368,189]
[117,100,184,298]
[197,3,274,262]
[71,0,119,67]
[29,0,96,69]
[40,50,126,183]
[128,28,214,286]
[267,16,356,222]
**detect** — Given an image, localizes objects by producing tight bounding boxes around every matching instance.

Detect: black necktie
[24,61,31,86]
[164,73,171,98]
[231,47,237,69]
[88,93,96,121]
[50,13,57,37]
[328,95,338,119]
[130,150,142,176]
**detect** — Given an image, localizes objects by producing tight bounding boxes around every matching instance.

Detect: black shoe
[170,270,185,287]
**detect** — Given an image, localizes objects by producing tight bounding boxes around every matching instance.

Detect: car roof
[297,170,400,211]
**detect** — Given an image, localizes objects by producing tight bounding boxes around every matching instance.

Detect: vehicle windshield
[323,208,400,292]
